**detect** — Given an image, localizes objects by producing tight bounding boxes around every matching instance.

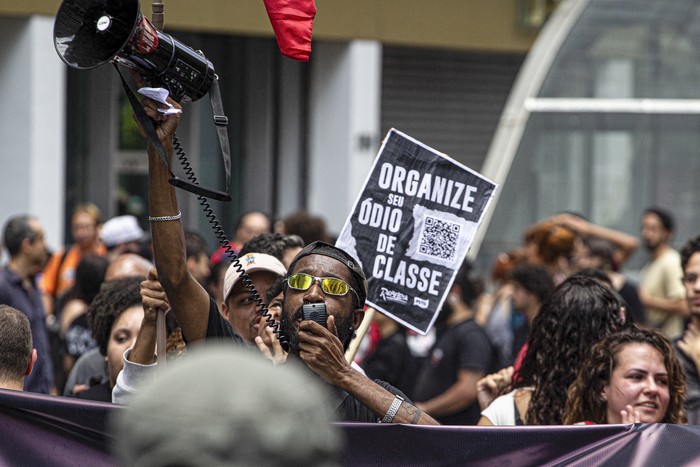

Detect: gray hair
[111,343,341,466]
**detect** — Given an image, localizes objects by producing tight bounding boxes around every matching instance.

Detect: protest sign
[336,129,497,334]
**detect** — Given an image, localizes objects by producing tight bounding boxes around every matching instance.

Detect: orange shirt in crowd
[41,243,107,301]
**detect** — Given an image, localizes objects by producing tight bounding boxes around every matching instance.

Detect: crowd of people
[2,89,700,463]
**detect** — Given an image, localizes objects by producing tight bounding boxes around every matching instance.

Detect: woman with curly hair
[73,277,144,402]
[478,275,628,425]
[563,326,686,424]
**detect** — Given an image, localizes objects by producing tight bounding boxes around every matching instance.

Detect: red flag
[263,0,316,62]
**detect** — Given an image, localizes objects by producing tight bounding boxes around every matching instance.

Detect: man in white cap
[136,106,283,347]
[211,252,286,345]
[100,215,145,261]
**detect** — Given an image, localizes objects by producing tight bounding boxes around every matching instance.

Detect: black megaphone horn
[54,0,214,103]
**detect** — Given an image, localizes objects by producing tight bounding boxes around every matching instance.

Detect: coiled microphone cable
[173,135,288,350]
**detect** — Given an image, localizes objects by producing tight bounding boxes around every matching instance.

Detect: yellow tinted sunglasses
[287,273,359,301]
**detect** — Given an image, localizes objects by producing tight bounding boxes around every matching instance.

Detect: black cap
[288,241,367,307]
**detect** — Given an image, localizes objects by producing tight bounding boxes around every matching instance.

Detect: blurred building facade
[0,0,537,255]
[14,0,699,282]
[476,0,700,276]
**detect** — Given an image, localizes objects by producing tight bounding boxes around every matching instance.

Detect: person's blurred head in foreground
[111,343,341,467]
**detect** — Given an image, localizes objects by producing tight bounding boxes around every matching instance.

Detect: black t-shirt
[413,318,498,425]
[65,314,97,358]
[204,296,245,346]
[333,379,410,423]
[361,330,420,400]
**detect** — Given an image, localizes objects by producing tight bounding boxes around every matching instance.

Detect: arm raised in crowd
[142,96,211,343]
[551,213,639,266]
[112,268,170,404]
[128,268,169,365]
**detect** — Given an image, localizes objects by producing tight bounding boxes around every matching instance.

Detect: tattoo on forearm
[403,403,422,424]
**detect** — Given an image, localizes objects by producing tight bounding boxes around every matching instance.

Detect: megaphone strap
[115,64,232,202]
[209,78,232,192]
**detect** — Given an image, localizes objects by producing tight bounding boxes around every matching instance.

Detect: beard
[643,238,657,252]
[279,303,357,357]
[643,234,666,252]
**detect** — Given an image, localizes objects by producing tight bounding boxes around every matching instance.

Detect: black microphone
[301,303,328,328]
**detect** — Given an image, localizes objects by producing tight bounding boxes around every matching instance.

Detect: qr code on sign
[418,216,460,261]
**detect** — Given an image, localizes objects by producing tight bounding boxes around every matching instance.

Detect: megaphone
[54,0,214,103]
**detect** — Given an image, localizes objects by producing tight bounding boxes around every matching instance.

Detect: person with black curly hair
[240,232,305,268]
[564,326,686,425]
[478,275,628,425]
[73,277,143,402]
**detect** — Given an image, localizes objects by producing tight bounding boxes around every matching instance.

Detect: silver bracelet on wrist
[380,395,404,423]
[148,211,182,222]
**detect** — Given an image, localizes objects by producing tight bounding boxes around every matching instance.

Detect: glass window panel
[480,112,700,273]
[539,0,700,98]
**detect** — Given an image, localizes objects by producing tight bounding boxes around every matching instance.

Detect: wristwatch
[381,395,404,423]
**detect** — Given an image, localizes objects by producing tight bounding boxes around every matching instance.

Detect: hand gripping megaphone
[53,0,232,201]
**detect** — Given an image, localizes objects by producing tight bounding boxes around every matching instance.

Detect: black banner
[2,389,700,466]
[337,129,497,334]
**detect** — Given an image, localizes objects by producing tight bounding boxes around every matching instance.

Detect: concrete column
[0,16,66,250]
[308,40,382,235]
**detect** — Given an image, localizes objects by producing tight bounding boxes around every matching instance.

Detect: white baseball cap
[223,253,286,302]
[101,215,145,248]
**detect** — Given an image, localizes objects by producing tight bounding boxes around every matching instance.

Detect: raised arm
[142,97,211,343]
[112,267,170,404]
[128,268,169,365]
[552,213,639,266]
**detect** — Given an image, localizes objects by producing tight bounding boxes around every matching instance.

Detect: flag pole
[345,307,376,364]
[152,0,167,369]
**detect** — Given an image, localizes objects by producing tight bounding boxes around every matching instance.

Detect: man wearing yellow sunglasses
[275,241,439,424]
[141,94,437,425]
